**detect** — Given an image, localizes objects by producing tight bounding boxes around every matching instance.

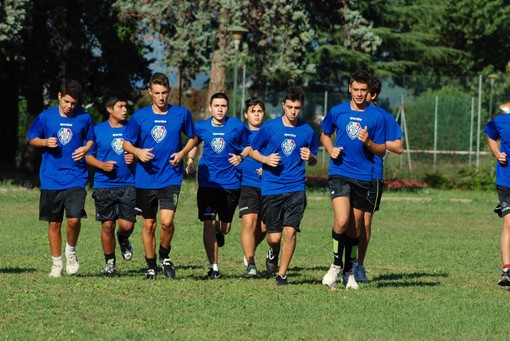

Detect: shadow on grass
[372,271,448,288]
[0,267,37,274]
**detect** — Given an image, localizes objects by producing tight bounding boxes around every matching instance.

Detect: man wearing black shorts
[86,93,136,275]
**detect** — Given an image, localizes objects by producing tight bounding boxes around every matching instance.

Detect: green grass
[0,181,507,340]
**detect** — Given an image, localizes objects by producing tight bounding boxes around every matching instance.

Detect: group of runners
[28,70,405,288]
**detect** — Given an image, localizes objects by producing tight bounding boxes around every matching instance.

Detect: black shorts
[238,186,262,217]
[197,187,240,223]
[136,186,180,219]
[39,187,87,222]
[92,186,136,222]
[496,185,510,218]
[366,178,384,213]
[328,175,371,211]
[261,191,307,233]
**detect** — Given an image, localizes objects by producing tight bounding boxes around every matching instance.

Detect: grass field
[0,180,508,340]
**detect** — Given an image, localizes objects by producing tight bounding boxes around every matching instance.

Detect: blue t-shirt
[27,106,95,190]
[373,106,403,179]
[123,105,195,189]
[241,128,263,188]
[484,114,510,188]
[321,102,386,181]
[88,121,135,188]
[196,117,249,189]
[251,117,319,196]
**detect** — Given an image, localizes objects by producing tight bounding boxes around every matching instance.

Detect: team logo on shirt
[281,139,296,156]
[111,138,124,155]
[57,128,73,145]
[151,125,167,143]
[211,137,226,154]
[346,121,361,140]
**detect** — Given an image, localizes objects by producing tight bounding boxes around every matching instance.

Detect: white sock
[65,243,76,254]
[52,256,63,267]
[210,264,219,271]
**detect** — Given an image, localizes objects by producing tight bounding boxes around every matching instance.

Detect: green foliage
[423,167,496,190]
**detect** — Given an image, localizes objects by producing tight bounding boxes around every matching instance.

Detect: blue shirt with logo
[196,117,249,189]
[123,105,195,189]
[373,106,402,179]
[27,106,95,190]
[484,114,510,188]
[88,121,135,188]
[321,102,385,181]
[241,128,263,188]
[251,117,319,196]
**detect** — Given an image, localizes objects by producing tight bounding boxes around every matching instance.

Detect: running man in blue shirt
[86,93,136,276]
[123,73,198,280]
[187,92,250,279]
[250,86,319,286]
[353,75,403,282]
[28,79,95,278]
[240,98,267,276]
[320,70,386,289]
[484,113,510,286]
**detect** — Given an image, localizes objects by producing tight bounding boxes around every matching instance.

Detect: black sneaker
[494,204,503,218]
[216,232,225,247]
[275,274,288,286]
[161,258,176,279]
[207,269,221,279]
[498,269,510,286]
[265,248,279,275]
[117,232,133,261]
[144,268,156,280]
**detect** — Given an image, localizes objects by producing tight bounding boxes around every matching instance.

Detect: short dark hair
[283,86,305,104]
[369,74,382,98]
[244,98,265,113]
[104,92,126,110]
[59,79,82,101]
[150,72,170,88]
[350,70,371,85]
[210,92,229,105]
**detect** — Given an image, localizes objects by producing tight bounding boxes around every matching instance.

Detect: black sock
[332,231,346,267]
[104,253,116,265]
[344,236,359,273]
[159,245,171,260]
[145,257,157,270]
[117,231,131,243]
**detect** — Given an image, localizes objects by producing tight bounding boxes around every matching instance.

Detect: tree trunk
[206,19,228,118]
[0,57,20,169]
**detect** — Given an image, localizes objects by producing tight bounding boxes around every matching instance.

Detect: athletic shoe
[144,268,156,280]
[101,263,117,276]
[265,248,279,275]
[498,269,510,286]
[48,264,63,278]
[207,269,221,279]
[494,204,503,218]
[275,274,288,286]
[65,252,80,275]
[216,232,225,247]
[118,235,133,261]
[246,264,257,276]
[343,271,359,289]
[161,258,176,279]
[322,264,342,287]
[356,265,368,282]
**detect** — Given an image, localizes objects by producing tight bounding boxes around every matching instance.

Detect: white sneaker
[343,272,359,289]
[65,252,80,275]
[322,264,342,287]
[356,265,368,282]
[48,264,63,278]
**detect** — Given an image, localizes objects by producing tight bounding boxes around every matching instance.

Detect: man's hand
[497,151,508,165]
[169,151,184,166]
[101,161,117,172]
[264,153,281,167]
[228,153,243,166]
[358,125,369,145]
[72,146,88,161]
[329,147,343,159]
[136,148,154,163]
[124,152,134,165]
[46,137,58,148]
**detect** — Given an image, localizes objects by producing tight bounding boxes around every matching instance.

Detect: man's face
[244,104,264,128]
[210,98,229,121]
[282,99,302,123]
[349,81,369,105]
[148,84,169,108]
[58,93,78,116]
[107,101,128,121]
